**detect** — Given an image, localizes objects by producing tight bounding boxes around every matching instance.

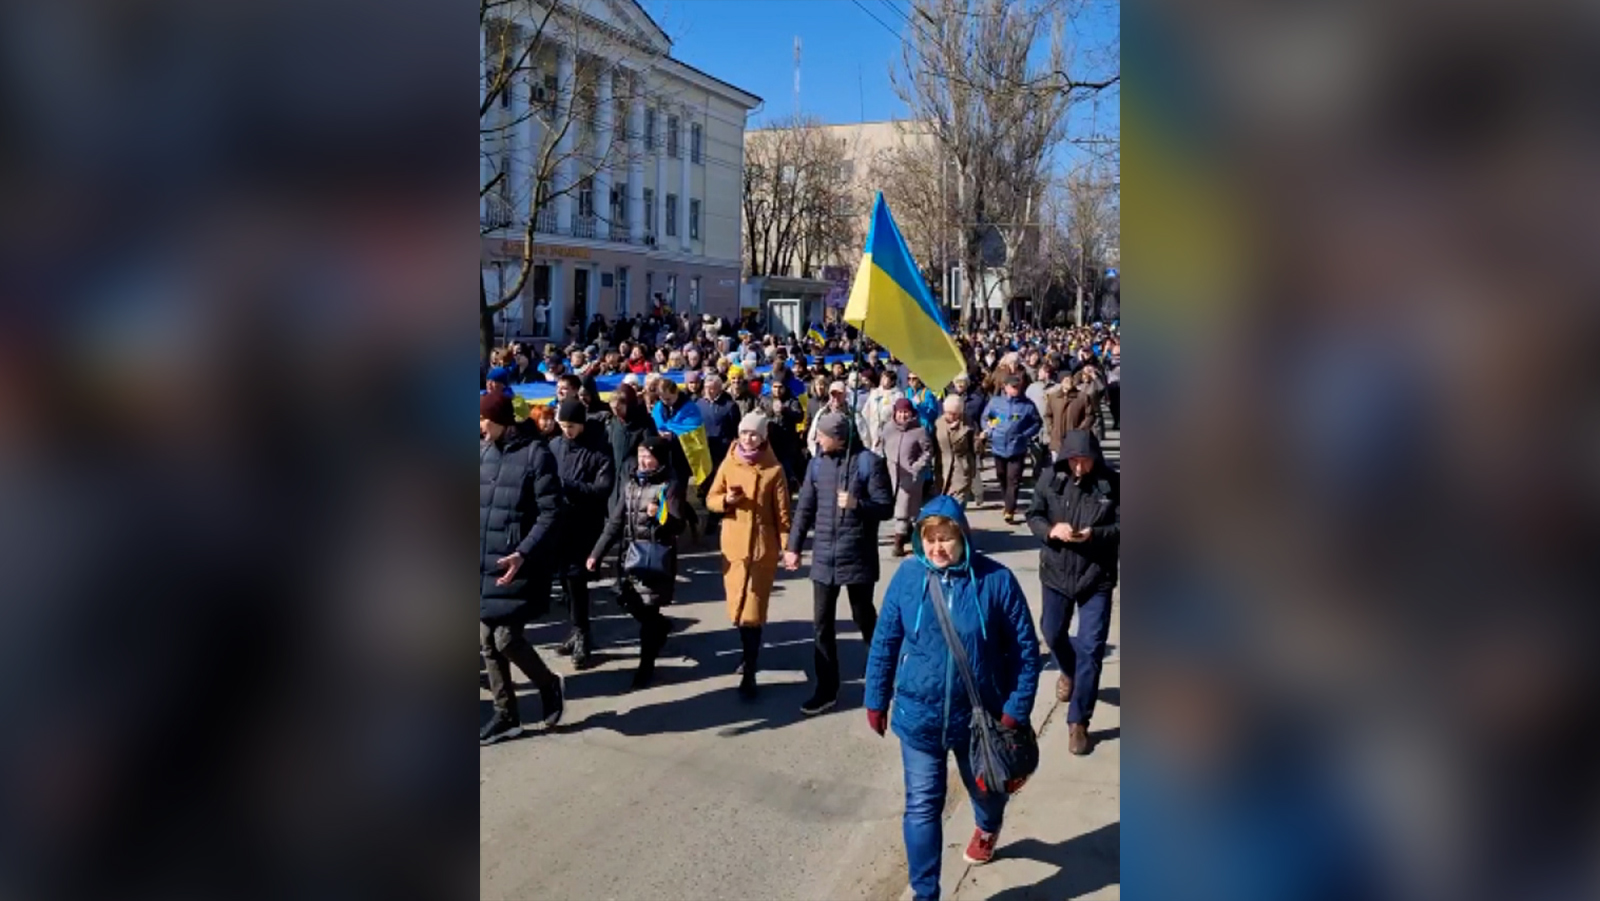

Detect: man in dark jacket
[1024,429,1119,756]
[696,372,742,478]
[479,392,566,744]
[784,412,894,715]
[549,398,616,668]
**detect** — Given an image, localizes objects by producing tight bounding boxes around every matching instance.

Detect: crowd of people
[480,311,1119,901]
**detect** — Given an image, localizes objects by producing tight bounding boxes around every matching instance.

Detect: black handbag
[926,572,1039,795]
[621,483,673,584]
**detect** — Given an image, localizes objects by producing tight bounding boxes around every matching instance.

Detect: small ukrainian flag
[806,323,825,345]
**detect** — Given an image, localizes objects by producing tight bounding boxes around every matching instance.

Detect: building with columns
[481,0,760,347]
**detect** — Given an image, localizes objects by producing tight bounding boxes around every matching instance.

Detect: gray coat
[881,420,932,523]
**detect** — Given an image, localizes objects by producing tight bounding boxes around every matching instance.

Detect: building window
[689,199,700,240]
[616,266,629,317]
[665,194,678,236]
[666,274,677,310]
[494,68,511,109]
[691,123,703,164]
[781,164,796,184]
[645,108,656,147]
[643,189,654,233]
[541,74,557,113]
[613,183,627,224]
[497,153,512,201]
[535,178,550,210]
[578,178,594,217]
[689,275,701,313]
[838,160,854,180]
[667,115,679,157]
[645,271,655,308]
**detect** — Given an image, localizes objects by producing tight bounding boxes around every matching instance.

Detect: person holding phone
[706,413,792,699]
[1024,428,1120,756]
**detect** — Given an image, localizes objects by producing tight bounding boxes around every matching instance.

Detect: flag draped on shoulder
[843,193,966,390]
[653,399,713,486]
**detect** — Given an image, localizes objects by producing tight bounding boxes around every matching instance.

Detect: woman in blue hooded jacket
[864,495,1042,901]
[980,374,1043,524]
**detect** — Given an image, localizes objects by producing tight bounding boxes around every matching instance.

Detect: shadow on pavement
[989,820,1120,901]
[1097,686,1120,708]
[1088,726,1120,744]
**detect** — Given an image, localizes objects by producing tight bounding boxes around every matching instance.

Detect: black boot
[631,613,668,690]
[555,629,578,657]
[479,707,523,745]
[737,626,762,700]
[570,630,593,670]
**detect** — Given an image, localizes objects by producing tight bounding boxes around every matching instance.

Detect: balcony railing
[481,194,513,230]
[533,207,556,234]
[573,215,596,239]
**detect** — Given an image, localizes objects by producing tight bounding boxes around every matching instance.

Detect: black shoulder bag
[925,572,1039,795]
[621,481,673,585]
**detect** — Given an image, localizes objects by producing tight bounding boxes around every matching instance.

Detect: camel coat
[706,443,792,626]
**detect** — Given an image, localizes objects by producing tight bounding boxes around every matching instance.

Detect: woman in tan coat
[936,394,978,507]
[705,411,793,699]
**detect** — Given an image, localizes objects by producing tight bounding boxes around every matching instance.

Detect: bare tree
[890,0,1116,327]
[479,0,671,357]
[867,128,957,291]
[742,116,860,279]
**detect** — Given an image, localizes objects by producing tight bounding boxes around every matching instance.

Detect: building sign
[530,244,592,260]
[822,265,851,309]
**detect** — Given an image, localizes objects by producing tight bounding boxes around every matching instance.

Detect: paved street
[481,428,1120,900]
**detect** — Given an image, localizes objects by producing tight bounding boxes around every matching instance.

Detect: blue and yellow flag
[805,323,825,345]
[843,194,965,390]
[651,399,714,486]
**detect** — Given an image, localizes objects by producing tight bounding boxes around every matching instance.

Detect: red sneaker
[963,828,999,865]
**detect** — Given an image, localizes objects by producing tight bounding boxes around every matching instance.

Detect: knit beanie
[817,411,849,441]
[557,398,587,425]
[640,434,670,463]
[480,392,515,426]
[739,411,770,440]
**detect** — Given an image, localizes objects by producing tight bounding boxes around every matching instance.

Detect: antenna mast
[793,36,801,119]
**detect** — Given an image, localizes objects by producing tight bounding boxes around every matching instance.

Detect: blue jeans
[900,740,1008,901]
[1041,586,1113,724]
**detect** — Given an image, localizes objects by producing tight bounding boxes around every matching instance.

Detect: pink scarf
[734,441,763,464]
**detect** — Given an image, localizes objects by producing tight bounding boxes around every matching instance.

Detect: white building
[481,0,761,347]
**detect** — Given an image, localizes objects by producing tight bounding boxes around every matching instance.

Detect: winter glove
[866,709,888,737]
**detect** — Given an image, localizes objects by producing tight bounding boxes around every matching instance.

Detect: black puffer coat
[788,445,894,586]
[591,459,685,606]
[480,429,564,622]
[548,428,616,568]
[1025,429,1120,599]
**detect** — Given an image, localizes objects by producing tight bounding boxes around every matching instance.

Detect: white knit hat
[738,412,770,440]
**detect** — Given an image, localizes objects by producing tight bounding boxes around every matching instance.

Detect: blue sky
[641,0,1119,170]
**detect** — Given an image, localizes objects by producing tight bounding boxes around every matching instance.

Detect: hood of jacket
[910,494,973,576]
[1055,429,1109,475]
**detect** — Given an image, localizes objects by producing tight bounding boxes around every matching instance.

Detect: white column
[654,107,667,243]
[628,81,645,243]
[554,43,576,235]
[594,67,614,241]
[508,51,531,225]
[678,105,692,252]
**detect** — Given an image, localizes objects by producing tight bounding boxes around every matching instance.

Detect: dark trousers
[561,570,591,636]
[993,454,1026,514]
[1040,586,1114,725]
[615,584,669,655]
[739,625,763,676]
[1107,382,1120,430]
[811,581,878,701]
[480,620,558,720]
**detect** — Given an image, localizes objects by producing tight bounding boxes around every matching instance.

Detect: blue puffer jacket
[864,495,1042,754]
[980,393,1043,459]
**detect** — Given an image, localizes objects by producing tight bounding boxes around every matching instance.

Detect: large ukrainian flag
[844,193,965,391]
[652,399,714,487]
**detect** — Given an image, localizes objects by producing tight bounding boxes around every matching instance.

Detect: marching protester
[864,497,1042,899]
[882,398,933,557]
[981,375,1044,525]
[550,399,616,669]
[1025,428,1120,756]
[479,391,566,745]
[805,380,869,457]
[605,383,655,483]
[765,375,806,491]
[705,413,793,700]
[784,411,894,716]
[588,435,685,690]
[935,394,979,508]
[865,369,900,452]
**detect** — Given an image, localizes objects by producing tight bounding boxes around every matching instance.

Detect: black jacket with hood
[1025,429,1120,599]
